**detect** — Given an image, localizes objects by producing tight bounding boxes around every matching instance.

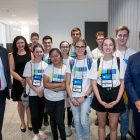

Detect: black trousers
[67,107,73,126]
[46,99,66,140]
[0,90,6,140]
[29,96,45,134]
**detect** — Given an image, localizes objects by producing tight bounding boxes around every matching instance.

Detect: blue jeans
[120,105,129,137]
[70,97,92,140]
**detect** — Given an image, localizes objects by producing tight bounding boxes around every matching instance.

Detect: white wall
[108,0,140,51]
[0,22,6,48]
[39,0,108,47]
[5,24,39,44]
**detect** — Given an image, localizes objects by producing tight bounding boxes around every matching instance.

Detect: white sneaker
[65,127,72,137]
[32,135,40,140]
[39,130,48,139]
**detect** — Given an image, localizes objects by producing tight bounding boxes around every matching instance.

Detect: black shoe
[105,133,110,140]
[28,126,32,131]
[27,121,32,131]
[20,127,26,133]
[95,118,99,126]
[20,123,26,132]
[121,136,127,140]
[44,121,49,126]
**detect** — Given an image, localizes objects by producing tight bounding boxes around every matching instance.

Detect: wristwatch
[84,95,88,99]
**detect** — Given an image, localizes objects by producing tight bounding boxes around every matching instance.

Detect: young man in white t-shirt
[92,31,105,59]
[42,35,52,65]
[91,31,105,126]
[115,26,136,140]
[28,32,39,52]
[69,27,92,58]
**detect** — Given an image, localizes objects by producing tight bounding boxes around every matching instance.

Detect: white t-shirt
[88,57,124,88]
[69,44,92,58]
[43,53,51,64]
[23,60,48,96]
[66,58,92,97]
[63,56,73,66]
[115,47,136,70]
[92,47,104,60]
[44,64,66,101]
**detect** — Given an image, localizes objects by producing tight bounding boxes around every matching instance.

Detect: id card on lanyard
[32,61,43,87]
[72,78,83,93]
[32,75,42,86]
[72,59,86,93]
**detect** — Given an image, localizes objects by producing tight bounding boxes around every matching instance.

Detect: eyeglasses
[75,46,85,49]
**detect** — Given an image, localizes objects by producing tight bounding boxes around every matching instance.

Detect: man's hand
[135,100,140,112]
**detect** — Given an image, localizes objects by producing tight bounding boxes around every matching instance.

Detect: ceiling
[0,0,95,26]
[0,0,38,26]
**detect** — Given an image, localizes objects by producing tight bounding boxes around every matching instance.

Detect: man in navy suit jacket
[0,46,11,140]
[125,36,140,140]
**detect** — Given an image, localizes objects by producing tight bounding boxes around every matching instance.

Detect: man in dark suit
[0,46,11,140]
[125,34,140,140]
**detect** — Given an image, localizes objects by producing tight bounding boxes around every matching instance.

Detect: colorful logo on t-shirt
[73,67,87,72]
[32,69,44,75]
[49,74,65,81]
[98,69,116,80]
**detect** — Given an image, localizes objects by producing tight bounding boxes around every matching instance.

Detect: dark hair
[115,26,129,36]
[33,43,44,52]
[75,38,87,55]
[96,31,105,38]
[102,37,116,52]
[60,41,70,55]
[60,41,70,48]
[12,36,29,55]
[42,35,52,43]
[71,27,81,36]
[49,48,63,61]
[30,32,39,39]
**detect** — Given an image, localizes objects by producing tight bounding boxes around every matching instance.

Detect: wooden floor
[2,100,132,140]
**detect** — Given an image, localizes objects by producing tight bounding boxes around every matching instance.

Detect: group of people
[0,25,140,140]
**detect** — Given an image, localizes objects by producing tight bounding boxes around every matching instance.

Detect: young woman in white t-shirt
[60,41,73,137]
[23,44,48,140]
[43,48,66,140]
[88,37,125,140]
[66,38,93,140]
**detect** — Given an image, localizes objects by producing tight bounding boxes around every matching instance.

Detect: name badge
[32,75,42,86]
[101,74,112,80]
[72,79,83,93]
